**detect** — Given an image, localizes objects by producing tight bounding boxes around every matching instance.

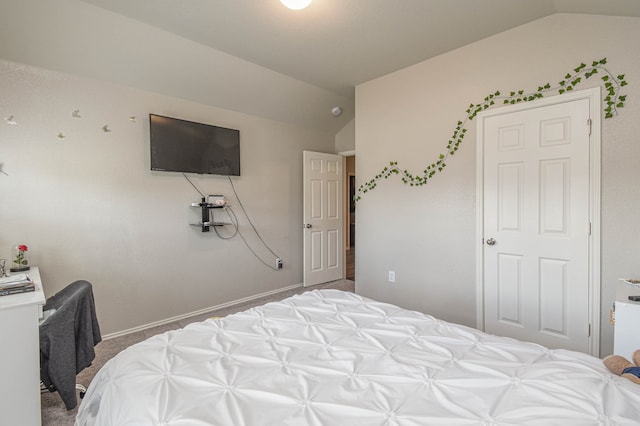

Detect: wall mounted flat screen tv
[150,114,240,176]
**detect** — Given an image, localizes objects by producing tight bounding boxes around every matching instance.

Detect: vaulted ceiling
[3,1,639,133]
[80,0,640,97]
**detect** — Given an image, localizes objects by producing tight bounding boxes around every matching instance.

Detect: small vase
[10,244,30,272]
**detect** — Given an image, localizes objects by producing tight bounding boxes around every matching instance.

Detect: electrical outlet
[276,258,283,269]
[388,271,396,283]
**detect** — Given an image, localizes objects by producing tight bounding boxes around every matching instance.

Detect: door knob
[304,224,312,229]
[486,238,496,246]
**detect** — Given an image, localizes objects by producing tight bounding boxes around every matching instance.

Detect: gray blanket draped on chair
[39,280,101,410]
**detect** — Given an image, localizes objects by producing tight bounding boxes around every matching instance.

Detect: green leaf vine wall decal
[355,58,627,202]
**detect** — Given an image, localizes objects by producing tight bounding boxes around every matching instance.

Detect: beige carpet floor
[41,279,355,425]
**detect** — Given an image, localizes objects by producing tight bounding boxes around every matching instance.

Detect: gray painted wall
[335,119,356,153]
[355,13,640,356]
[0,0,347,336]
[0,60,335,335]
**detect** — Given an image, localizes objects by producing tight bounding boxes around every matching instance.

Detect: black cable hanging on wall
[182,173,281,271]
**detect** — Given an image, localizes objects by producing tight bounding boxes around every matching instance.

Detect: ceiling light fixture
[280,0,312,10]
[331,107,343,117]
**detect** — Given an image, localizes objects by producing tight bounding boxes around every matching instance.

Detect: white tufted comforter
[76,290,640,425]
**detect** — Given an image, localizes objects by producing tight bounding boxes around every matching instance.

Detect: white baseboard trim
[103,282,303,340]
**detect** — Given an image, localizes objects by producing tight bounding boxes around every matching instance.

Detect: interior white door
[303,151,344,286]
[482,98,591,353]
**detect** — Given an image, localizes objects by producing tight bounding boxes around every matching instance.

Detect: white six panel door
[303,151,343,286]
[483,98,591,352]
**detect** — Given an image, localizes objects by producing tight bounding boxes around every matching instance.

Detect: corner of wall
[335,118,356,153]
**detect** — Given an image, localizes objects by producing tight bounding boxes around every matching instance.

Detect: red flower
[17,245,28,252]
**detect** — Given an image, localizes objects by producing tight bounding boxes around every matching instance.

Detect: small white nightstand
[0,267,46,426]
[614,300,640,360]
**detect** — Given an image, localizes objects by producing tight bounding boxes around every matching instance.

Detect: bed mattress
[76,289,640,425]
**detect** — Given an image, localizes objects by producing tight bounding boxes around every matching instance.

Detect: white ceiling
[79,0,640,98]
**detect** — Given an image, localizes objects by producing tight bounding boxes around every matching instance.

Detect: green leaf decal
[355,58,628,202]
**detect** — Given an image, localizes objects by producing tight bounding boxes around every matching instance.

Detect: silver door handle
[486,238,496,246]
[304,224,312,229]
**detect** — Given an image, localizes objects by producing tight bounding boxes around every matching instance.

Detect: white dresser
[0,267,46,426]
[614,300,640,360]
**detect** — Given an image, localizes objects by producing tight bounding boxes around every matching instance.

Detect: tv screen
[150,114,240,176]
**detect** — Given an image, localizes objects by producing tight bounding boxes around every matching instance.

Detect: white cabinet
[614,301,640,360]
[0,267,46,426]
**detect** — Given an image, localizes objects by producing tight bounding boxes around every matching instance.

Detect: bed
[75,289,640,425]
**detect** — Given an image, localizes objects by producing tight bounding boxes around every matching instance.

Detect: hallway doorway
[346,155,355,280]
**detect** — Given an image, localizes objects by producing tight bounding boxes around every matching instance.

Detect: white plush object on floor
[76,290,640,425]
